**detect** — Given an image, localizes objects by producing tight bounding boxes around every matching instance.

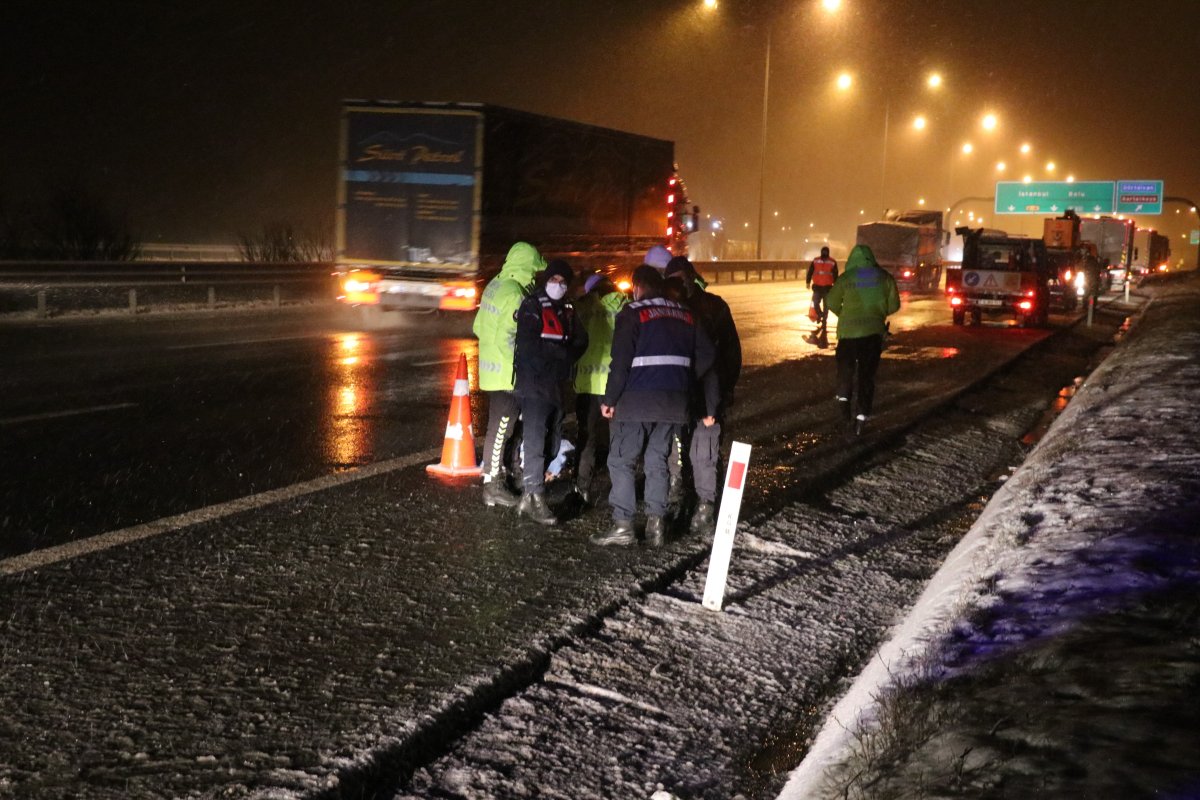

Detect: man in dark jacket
[513,259,588,525]
[663,256,741,536]
[591,265,719,547]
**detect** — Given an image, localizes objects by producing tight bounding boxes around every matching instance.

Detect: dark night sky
[4,1,1199,257]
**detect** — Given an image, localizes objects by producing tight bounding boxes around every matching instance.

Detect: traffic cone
[427,352,483,478]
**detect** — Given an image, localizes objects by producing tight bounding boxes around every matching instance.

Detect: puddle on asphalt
[883,345,961,361]
[1020,378,1081,447]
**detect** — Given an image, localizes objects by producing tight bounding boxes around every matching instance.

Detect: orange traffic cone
[427,352,483,478]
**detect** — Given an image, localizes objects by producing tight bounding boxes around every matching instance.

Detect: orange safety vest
[811,257,837,287]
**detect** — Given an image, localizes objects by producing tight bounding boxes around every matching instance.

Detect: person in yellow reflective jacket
[571,273,628,505]
[472,241,544,506]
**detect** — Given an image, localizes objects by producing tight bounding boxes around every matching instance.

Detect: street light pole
[756,27,771,261]
[879,95,890,215]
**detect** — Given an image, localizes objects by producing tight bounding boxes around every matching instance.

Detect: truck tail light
[439,281,478,312]
[901,269,913,279]
[1018,300,1033,311]
[340,270,380,305]
[950,296,963,306]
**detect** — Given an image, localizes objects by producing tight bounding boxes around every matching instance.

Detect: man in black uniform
[513,259,588,525]
[663,256,741,537]
[591,265,719,547]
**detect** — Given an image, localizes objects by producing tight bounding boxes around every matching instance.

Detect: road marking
[0,446,444,577]
[165,334,325,350]
[0,402,138,425]
[412,357,461,366]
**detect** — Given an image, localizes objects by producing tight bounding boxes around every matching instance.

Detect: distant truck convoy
[946,226,1052,327]
[334,101,694,312]
[855,210,947,291]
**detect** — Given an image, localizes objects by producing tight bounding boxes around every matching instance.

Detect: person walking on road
[473,241,543,508]
[663,256,741,537]
[826,244,900,436]
[807,246,839,336]
[571,272,627,506]
[512,259,588,525]
[591,265,719,548]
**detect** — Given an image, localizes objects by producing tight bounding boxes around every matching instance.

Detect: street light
[961,142,973,154]
[913,114,927,130]
[981,113,998,131]
[927,72,943,89]
[836,71,853,90]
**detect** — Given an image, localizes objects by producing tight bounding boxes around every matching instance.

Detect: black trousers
[519,395,563,495]
[608,420,677,521]
[667,419,722,504]
[481,390,520,482]
[836,334,884,417]
[811,285,832,326]
[574,393,607,490]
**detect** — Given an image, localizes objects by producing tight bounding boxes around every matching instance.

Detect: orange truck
[945,226,1053,327]
[335,101,694,315]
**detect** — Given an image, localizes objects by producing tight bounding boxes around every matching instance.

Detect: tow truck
[945,227,1052,327]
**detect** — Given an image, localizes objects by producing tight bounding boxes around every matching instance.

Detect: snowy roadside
[779,272,1200,798]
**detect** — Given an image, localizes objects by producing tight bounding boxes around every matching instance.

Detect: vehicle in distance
[945,226,1052,327]
[855,209,947,291]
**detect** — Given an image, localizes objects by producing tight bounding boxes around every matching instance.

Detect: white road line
[412,358,461,366]
[0,446,445,577]
[165,334,326,350]
[0,402,139,425]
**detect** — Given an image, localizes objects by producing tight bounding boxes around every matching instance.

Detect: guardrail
[692,260,807,284]
[0,261,337,318]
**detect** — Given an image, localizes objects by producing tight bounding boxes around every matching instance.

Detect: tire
[952,308,965,326]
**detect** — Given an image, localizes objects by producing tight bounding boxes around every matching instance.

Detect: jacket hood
[601,290,628,312]
[499,242,545,285]
[844,245,879,272]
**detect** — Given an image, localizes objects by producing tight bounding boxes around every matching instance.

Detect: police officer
[571,272,628,505]
[826,244,900,435]
[591,265,719,547]
[807,245,839,335]
[473,242,543,507]
[513,259,588,525]
[663,256,741,537]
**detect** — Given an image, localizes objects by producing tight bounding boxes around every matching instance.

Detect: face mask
[545,282,568,301]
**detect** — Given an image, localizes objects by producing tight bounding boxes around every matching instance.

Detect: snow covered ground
[779,272,1200,798]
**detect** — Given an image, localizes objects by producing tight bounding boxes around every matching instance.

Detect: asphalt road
[0,285,1050,559]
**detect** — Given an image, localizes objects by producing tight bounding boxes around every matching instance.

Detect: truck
[1130,228,1171,277]
[1042,211,1105,309]
[1079,216,1135,290]
[854,209,947,291]
[945,226,1053,327]
[335,101,693,313]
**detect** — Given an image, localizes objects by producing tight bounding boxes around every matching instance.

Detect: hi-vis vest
[811,257,837,287]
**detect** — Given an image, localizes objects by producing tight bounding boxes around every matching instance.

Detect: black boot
[517,492,557,525]
[854,414,868,436]
[689,501,715,537]
[590,519,635,546]
[573,480,593,507]
[836,396,852,423]
[667,473,685,506]
[482,479,519,508]
[645,515,666,547]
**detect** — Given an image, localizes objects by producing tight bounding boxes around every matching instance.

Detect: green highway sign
[1115,180,1164,214]
[995,181,1115,215]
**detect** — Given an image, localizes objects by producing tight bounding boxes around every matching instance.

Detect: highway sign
[1115,180,1164,214]
[995,181,1115,215]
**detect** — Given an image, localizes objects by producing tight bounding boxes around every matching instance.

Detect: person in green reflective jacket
[571,272,628,505]
[826,244,901,436]
[472,241,544,507]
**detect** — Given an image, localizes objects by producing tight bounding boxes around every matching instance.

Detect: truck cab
[946,227,1052,327]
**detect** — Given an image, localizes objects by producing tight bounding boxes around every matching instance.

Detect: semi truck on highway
[946,226,1052,327]
[334,101,693,313]
[854,210,947,291]
[1130,227,1171,277]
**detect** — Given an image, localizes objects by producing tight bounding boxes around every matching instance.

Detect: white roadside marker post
[702,441,752,612]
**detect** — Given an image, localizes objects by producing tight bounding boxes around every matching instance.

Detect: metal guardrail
[693,260,807,284]
[0,261,338,318]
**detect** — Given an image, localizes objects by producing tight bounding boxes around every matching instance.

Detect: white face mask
[545,282,568,301]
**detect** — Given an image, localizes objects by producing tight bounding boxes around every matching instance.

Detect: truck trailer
[335,101,692,312]
[854,209,947,291]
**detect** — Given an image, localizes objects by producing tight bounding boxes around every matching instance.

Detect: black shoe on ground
[573,481,593,507]
[591,519,636,546]
[854,414,868,436]
[836,397,852,423]
[482,479,519,508]
[645,515,666,547]
[517,492,557,525]
[689,501,716,537]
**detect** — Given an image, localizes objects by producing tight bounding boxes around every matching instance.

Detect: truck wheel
[952,308,965,326]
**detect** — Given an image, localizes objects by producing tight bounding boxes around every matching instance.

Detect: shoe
[836,397,852,423]
[689,501,716,537]
[854,414,868,436]
[482,479,519,508]
[645,515,666,547]
[591,519,636,546]
[573,481,593,507]
[517,492,557,525]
